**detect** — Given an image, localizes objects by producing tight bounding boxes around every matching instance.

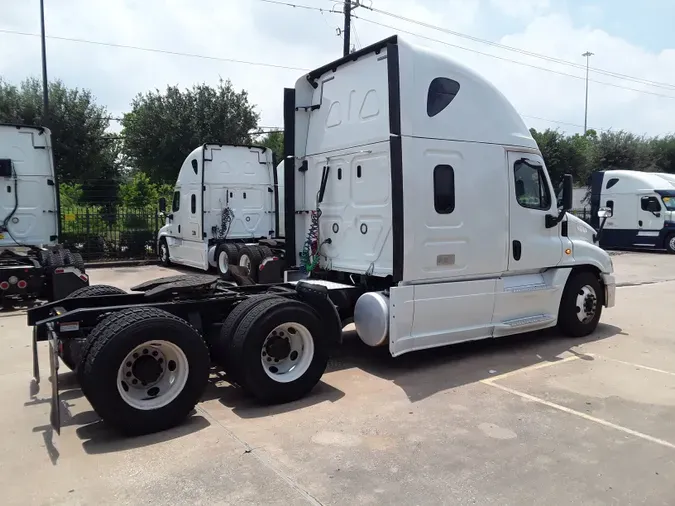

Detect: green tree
[0,77,121,201]
[122,79,259,183]
[119,172,161,208]
[593,130,652,172]
[649,135,675,174]
[259,130,284,161]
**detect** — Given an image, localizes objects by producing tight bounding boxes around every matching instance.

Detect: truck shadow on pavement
[325,323,623,404]
[29,371,211,460]
[202,372,346,419]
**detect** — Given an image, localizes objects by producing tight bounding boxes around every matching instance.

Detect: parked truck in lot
[156,144,286,282]
[590,169,675,253]
[1,124,88,307]
[28,36,615,436]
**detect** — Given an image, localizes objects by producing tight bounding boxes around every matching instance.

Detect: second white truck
[156,144,285,281]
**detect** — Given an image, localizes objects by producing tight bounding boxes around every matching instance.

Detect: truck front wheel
[665,233,675,254]
[80,307,210,435]
[557,271,603,338]
[231,298,329,404]
[159,238,171,266]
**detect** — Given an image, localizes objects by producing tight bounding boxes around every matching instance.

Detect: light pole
[582,51,594,134]
[39,0,49,125]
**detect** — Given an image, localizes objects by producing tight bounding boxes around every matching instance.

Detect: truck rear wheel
[209,294,282,377]
[238,246,263,281]
[60,285,127,371]
[80,307,210,435]
[557,271,603,338]
[231,298,328,404]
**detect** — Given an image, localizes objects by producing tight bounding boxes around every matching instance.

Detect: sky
[1,0,674,137]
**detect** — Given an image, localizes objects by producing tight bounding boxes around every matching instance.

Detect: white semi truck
[29,36,615,436]
[0,123,88,307]
[156,144,285,282]
[590,169,675,253]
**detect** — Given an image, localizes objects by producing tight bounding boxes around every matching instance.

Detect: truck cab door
[636,195,664,246]
[507,152,563,272]
[166,189,184,260]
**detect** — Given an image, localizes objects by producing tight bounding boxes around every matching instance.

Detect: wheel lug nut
[126,361,132,367]
[132,379,138,385]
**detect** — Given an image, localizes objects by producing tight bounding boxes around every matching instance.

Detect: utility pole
[39,0,49,125]
[582,51,594,134]
[343,0,352,57]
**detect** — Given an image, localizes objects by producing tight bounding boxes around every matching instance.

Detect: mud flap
[47,328,61,434]
[32,326,40,384]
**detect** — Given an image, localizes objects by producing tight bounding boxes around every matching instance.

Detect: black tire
[237,246,263,281]
[557,271,603,338]
[665,233,675,254]
[80,307,210,435]
[67,284,126,299]
[231,298,329,404]
[65,285,127,372]
[222,243,239,262]
[258,245,274,259]
[70,252,85,272]
[158,238,171,266]
[45,250,64,269]
[209,294,283,376]
[215,244,232,279]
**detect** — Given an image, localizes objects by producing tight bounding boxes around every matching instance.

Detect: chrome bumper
[602,274,616,308]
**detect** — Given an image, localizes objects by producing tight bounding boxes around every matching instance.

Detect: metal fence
[569,207,593,224]
[59,207,160,261]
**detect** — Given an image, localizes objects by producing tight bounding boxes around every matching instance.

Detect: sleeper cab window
[433,164,455,214]
[513,159,551,210]
[605,177,619,189]
[191,159,198,175]
[172,191,180,212]
[191,194,197,214]
[427,78,460,117]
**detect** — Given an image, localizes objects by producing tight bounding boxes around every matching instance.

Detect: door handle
[178,225,181,233]
[638,220,643,227]
[512,240,522,261]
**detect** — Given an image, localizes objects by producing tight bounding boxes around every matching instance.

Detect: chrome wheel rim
[239,254,252,274]
[116,340,189,410]
[260,322,314,383]
[575,285,598,324]
[218,251,229,274]
[669,236,675,251]
[160,244,168,262]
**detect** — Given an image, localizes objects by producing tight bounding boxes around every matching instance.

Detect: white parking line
[586,354,675,377]
[486,355,582,382]
[481,380,675,450]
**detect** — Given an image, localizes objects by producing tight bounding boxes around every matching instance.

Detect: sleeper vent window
[427,78,460,117]
[605,178,619,189]
[433,164,455,214]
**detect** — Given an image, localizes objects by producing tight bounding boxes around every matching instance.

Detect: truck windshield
[662,196,675,211]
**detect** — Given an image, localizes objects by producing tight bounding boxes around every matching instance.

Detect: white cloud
[489,0,551,19]
[0,0,673,138]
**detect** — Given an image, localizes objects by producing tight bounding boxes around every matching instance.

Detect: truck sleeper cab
[157,144,286,280]
[28,36,615,438]
[590,169,675,253]
[286,35,616,356]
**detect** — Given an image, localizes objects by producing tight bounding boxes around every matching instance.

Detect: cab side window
[172,191,180,212]
[641,196,661,213]
[514,160,551,210]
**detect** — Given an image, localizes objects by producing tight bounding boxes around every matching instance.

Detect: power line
[254,0,340,14]
[352,15,675,100]
[0,29,311,72]
[358,3,675,92]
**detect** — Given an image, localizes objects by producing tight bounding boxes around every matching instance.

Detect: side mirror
[598,207,613,219]
[561,174,573,211]
[158,197,167,213]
